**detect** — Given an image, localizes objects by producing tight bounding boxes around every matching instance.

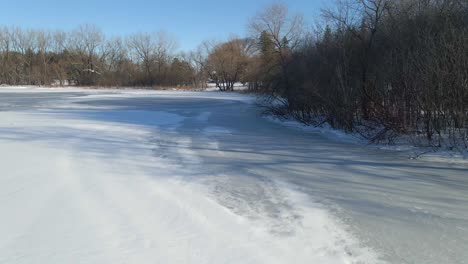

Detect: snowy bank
[265,115,468,165]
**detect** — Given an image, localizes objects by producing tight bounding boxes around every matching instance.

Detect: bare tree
[50,30,68,86]
[249,3,304,100]
[68,24,104,85]
[205,38,250,91]
[250,3,304,51]
[0,27,14,84]
[126,31,177,86]
[126,32,155,85]
[11,27,36,84]
[35,30,53,85]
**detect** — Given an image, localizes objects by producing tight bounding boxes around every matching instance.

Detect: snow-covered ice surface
[0,87,467,264]
[266,115,468,165]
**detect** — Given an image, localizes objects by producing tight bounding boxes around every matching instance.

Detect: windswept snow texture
[0,87,467,264]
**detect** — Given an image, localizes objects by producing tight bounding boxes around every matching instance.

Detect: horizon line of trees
[0,25,207,87]
[0,0,467,148]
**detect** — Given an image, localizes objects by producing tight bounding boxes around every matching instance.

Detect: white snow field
[0,87,467,264]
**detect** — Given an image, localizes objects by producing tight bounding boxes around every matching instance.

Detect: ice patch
[196,112,211,122]
[203,126,233,135]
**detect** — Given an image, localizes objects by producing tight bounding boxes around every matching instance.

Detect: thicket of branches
[247,0,468,148]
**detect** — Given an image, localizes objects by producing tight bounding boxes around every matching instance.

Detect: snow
[0,87,380,264]
[0,86,467,264]
[265,115,365,145]
[205,82,249,91]
[266,115,468,165]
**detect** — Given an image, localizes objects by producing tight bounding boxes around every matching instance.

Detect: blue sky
[0,0,326,51]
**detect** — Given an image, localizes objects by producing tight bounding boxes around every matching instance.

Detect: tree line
[0,0,467,147]
[247,0,467,148]
[0,25,204,87]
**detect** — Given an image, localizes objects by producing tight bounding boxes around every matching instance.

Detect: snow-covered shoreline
[0,87,383,264]
[1,86,467,264]
[265,115,468,165]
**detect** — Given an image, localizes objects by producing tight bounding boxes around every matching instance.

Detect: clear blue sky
[0,0,326,51]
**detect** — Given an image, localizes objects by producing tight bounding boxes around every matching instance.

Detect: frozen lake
[0,87,467,264]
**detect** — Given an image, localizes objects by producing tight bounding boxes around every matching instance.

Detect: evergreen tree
[259,31,275,58]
